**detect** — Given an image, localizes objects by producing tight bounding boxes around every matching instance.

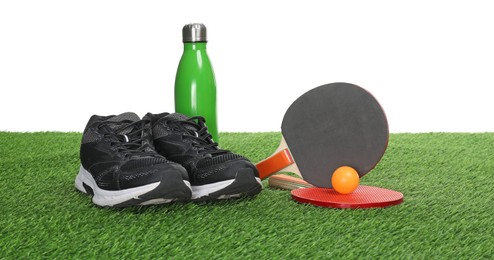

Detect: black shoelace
[167,116,228,156]
[99,119,155,158]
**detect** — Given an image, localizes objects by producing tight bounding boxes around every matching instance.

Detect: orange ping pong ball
[332,166,360,194]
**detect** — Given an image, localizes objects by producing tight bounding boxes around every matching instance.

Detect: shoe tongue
[165,113,218,150]
[164,113,190,121]
[165,113,198,132]
[108,112,141,123]
[106,112,141,135]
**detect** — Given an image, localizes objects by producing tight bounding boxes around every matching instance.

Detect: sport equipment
[269,174,403,209]
[257,82,388,188]
[292,186,403,209]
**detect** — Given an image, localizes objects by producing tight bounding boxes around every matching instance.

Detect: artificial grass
[0,132,493,259]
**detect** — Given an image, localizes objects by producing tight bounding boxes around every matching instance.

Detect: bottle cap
[182,23,207,43]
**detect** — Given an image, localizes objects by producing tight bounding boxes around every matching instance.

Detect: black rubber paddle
[256,82,388,188]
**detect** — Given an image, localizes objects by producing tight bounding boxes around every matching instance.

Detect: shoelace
[98,119,156,158]
[167,116,228,156]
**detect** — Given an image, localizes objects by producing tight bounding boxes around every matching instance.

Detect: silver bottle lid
[182,23,207,43]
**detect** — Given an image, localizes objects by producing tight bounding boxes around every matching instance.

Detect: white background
[1,0,493,133]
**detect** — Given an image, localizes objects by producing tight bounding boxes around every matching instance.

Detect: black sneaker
[75,112,192,207]
[144,112,262,201]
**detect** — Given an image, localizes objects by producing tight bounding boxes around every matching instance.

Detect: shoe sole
[191,168,263,201]
[75,165,192,207]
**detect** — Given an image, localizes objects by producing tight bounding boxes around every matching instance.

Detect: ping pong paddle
[269,174,403,209]
[256,82,389,188]
[268,174,313,190]
[291,186,403,209]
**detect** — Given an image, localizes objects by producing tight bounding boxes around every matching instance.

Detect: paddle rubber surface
[291,186,403,209]
[281,82,388,188]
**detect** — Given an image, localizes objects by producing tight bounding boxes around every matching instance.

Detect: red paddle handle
[256,148,294,179]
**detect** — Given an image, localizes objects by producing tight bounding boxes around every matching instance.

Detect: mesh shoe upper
[145,112,259,186]
[80,112,188,190]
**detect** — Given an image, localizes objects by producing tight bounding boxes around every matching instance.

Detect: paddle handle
[256,136,302,179]
[268,174,313,190]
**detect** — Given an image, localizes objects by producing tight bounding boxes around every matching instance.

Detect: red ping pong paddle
[269,174,403,209]
[291,186,403,209]
[256,82,389,188]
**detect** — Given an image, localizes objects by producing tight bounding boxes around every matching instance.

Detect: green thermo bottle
[175,23,218,142]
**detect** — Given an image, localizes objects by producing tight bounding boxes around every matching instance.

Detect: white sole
[75,165,191,207]
[191,177,262,200]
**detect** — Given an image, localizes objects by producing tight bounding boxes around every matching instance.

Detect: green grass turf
[1,132,493,259]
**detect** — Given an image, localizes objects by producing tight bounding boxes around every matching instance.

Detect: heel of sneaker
[75,165,89,194]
